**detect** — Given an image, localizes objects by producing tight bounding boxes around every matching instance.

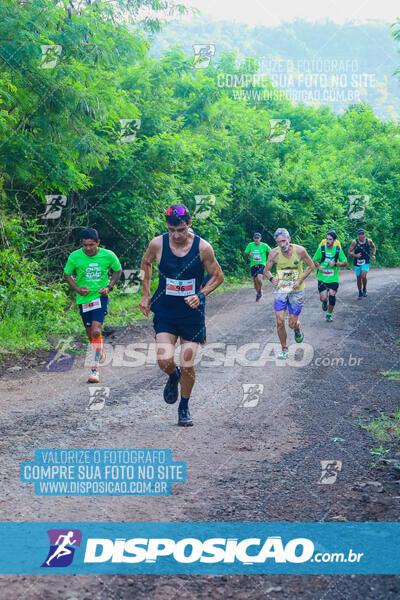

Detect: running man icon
[42,529,82,567]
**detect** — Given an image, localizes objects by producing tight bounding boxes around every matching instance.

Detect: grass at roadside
[359,411,400,472]
[379,371,400,381]
[359,411,400,443]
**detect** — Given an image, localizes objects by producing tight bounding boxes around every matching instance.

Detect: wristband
[197,291,206,305]
[269,276,274,282]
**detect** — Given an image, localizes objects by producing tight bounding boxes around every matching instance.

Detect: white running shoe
[88,368,100,383]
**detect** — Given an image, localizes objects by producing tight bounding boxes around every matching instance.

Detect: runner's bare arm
[63,273,89,296]
[313,258,323,271]
[138,237,162,317]
[185,242,224,309]
[99,268,122,295]
[264,248,279,285]
[369,238,376,259]
[199,242,224,296]
[296,246,315,283]
[348,240,360,258]
[336,258,348,267]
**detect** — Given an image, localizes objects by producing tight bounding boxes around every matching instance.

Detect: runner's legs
[275,310,287,348]
[360,269,368,291]
[288,313,300,331]
[179,339,199,398]
[327,289,337,314]
[155,332,178,376]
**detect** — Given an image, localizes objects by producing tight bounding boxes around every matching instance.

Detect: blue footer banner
[0,522,398,574]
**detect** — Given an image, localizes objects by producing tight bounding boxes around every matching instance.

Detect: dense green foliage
[0,1,399,350]
[152,16,400,121]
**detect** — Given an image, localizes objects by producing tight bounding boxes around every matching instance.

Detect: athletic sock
[91,336,103,369]
[169,366,180,383]
[179,395,189,410]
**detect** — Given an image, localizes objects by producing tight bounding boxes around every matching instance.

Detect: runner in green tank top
[264,228,314,359]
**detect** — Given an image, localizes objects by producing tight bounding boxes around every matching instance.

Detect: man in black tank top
[348,229,376,298]
[139,205,224,426]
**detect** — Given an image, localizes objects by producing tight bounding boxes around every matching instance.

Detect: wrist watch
[197,291,206,305]
[269,276,274,282]
[107,285,114,292]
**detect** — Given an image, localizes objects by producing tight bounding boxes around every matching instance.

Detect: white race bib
[81,297,102,312]
[280,280,294,292]
[357,259,366,266]
[166,278,195,297]
[277,268,298,293]
[323,269,334,277]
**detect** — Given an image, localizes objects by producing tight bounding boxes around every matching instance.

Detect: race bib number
[357,259,366,266]
[323,269,334,277]
[81,297,101,312]
[277,269,298,293]
[166,278,195,297]
[252,252,262,262]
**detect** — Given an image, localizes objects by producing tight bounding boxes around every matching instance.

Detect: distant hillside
[151,17,400,120]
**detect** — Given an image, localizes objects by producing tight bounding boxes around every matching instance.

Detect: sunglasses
[165,206,186,216]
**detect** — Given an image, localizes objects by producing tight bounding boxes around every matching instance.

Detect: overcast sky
[182,0,399,26]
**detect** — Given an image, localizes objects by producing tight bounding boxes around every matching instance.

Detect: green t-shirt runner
[64,247,122,304]
[244,242,271,266]
[313,246,347,283]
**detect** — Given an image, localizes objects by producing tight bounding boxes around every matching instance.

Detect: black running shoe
[362,289,367,297]
[178,406,193,426]
[163,368,180,404]
[358,291,363,300]
[322,299,328,311]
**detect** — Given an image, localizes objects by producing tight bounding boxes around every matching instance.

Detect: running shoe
[163,367,180,404]
[256,290,262,302]
[178,406,193,426]
[326,314,334,323]
[358,291,363,300]
[88,368,100,383]
[322,299,328,311]
[362,289,367,297]
[294,325,304,343]
[277,347,289,359]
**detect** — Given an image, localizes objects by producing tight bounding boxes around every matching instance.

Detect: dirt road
[0,269,399,599]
